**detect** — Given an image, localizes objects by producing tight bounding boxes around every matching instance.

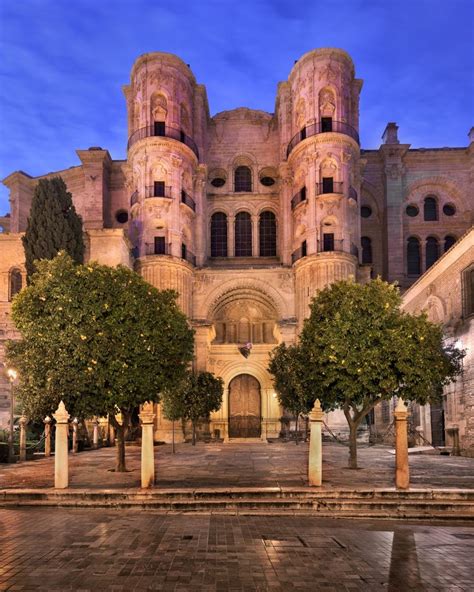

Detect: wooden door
[228,374,261,438]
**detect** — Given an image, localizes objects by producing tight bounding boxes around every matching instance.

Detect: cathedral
[1,49,473,451]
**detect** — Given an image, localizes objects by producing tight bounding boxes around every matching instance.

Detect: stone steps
[1,488,473,519]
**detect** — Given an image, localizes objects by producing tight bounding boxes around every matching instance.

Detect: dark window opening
[154,181,165,197]
[322,177,334,193]
[211,177,226,188]
[323,233,335,252]
[407,237,421,276]
[154,236,166,255]
[443,203,456,216]
[444,235,456,252]
[406,205,419,217]
[180,130,185,143]
[361,236,373,264]
[235,212,252,256]
[115,210,128,224]
[361,205,372,218]
[181,243,187,260]
[321,117,333,132]
[300,127,306,141]
[10,269,22,300]
[259,211,277,257]
[260,176,275,187]
[426,236,439,270]
[302,240,307,257]
[234,166,252,192]
[154,121,165,136]
[424,196,438,221]
[211,212,228,257]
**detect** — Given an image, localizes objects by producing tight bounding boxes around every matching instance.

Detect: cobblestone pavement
[1,441,473,491]
[0,508,473,591]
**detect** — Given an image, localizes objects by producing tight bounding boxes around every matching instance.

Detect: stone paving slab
[0,441,473,491]
[0,508,473,591]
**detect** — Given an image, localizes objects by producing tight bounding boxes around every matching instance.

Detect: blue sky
[0,0,473,215]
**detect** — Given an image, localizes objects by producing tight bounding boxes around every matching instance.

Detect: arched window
[210,212,228,257]
[407,237,421,276]
[235,212,252,256]
[424,196,438,221]
[425,236,439,269]
[234,166,252,192]
[361,236,372,264]
[259,211,277,257]
[9,268,22,300]
[444,235,456,252]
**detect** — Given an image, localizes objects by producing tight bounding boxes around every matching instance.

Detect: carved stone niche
[211,292,278,345]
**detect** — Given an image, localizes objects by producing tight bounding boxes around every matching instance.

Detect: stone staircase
[1,487,473,519]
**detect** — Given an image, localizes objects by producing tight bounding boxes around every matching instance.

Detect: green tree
[162,371,223,445]
[269,343,312,444]
[270,278,464,469]
[6,252,194,471]
[22,177,85,281]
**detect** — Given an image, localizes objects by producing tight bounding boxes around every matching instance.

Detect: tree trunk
[192,421,196,446]
[172,420,175,454]
[348,421,358,469]
[109,412,128,472]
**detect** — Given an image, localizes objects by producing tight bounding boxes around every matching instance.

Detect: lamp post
[7,368,18,463]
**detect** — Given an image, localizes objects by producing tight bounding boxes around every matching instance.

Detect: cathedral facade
[1,49,473,449]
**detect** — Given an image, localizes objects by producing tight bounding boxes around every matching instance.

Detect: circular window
[360,206,372,218]
[260,176,275,187]
[115,210,129,224]
[211,177,226,188]
[406,205,419,217]
[443,204,456,216]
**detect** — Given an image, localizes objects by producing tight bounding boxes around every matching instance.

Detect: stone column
[71,418,78,454]
[308,399,324,486]
[44,416,52,457]
[53,401,70,489]
[92,419,99,449]
[251,214,259,257]
[19,415,28,462]
[139,402,155,488]
[394,398,410,490]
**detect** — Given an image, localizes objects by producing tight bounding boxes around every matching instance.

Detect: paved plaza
[0,441,473,491]
[0,508,473,591]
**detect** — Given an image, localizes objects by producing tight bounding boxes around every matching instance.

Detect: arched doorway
[228,374,261,438]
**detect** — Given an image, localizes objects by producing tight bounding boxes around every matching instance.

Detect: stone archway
[228,374,261,438]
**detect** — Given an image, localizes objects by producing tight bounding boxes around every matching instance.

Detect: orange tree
[7,252,194,471]
[269,278,464,469]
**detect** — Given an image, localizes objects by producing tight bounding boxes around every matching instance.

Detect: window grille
[407,237,421,275]
[234,166,252,192]
[211,212,228,257]
[425,236,439,269]
[424,196,438,221]
[259,211,276,257]
[235,212,252,256]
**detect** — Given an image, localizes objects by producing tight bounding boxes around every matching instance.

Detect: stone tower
[277,49,363,324]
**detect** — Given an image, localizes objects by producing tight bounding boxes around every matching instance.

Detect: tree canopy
[7,252,194,469]
[270,278,464,468]
[22,177,84,281]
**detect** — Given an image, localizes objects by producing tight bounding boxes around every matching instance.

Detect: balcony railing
[127,125,199,159]
[287,120,359,158]
[144,242,172,256]
[317,239,345,253]
[348,186,358,202]
[145,185,172,199]
[291,188,307,210]
[291,243,307,263]
[130,190,139,206]
[181,190,196,212]
[316,182,344,195]
[182,249,196,266]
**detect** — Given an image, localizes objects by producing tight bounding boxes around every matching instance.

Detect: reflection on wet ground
[1,509,473,590]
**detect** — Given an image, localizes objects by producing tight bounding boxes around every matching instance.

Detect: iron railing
[181,190,196,212]
[350,243,359,258]
[182,249,196,266]
[316,181,344,195]
[287,120,359,158]
[127,125,199,158]
[144,242,172,256]
[348,186,358,202]
[291,187,307,210]
[291,243,307,263]
[145,185,172,199]
[317,239,345,253]
[130,190,138,206]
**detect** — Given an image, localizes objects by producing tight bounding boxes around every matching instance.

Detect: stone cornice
[128,136,198,163]
[129,52,197,85]
[287,133,359,164]
[293,251,357,272]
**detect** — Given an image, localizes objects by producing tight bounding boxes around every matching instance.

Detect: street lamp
[7,368,18,463]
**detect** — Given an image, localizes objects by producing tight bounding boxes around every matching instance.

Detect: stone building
[0,49,472,449]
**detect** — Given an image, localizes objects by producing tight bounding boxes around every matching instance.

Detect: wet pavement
[0,508,473,591]
[1,441,473,491]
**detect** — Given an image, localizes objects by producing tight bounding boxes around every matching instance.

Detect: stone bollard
[19,415,28,462]
[44,416,52,457]
[72,418,79,454]
[308,399,324,486]
[394,398,410,490]
[53,401,70,489]
[139,401,156,488]
[92,419,99,449]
